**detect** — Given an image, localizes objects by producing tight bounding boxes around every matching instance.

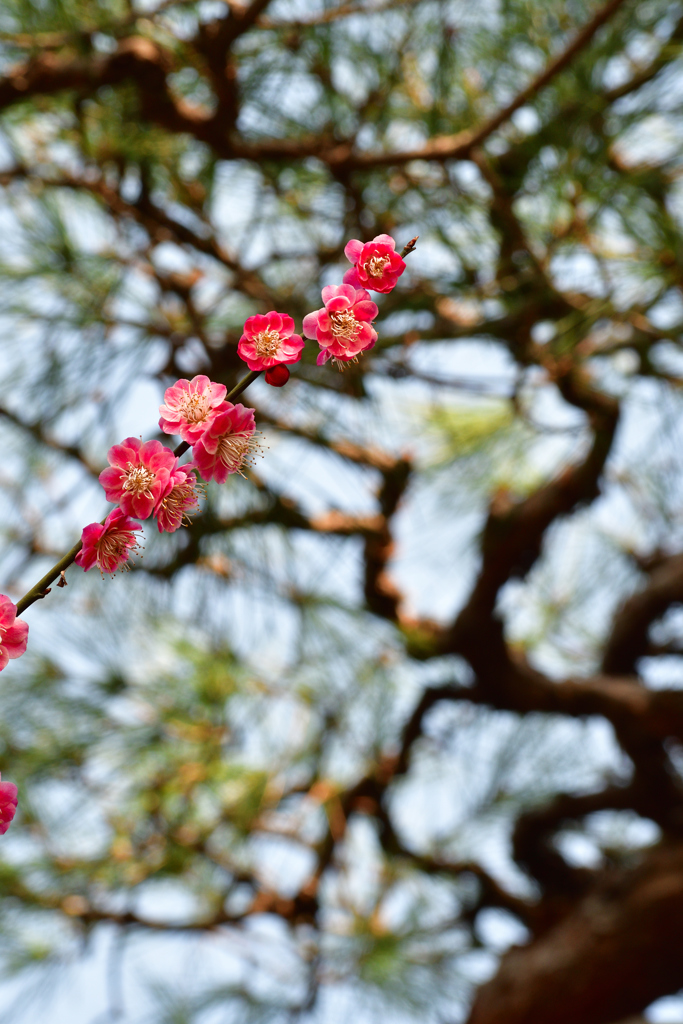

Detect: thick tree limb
[466,839,683,1024]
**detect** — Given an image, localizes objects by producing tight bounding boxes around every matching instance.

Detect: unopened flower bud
[265,365,290,387]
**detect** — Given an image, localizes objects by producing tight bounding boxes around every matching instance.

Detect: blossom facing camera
[75,508,142,575]
[343,234,405,293]
[154,465,203,533]
[159,375,227,445]
[99,437,177,520]
[303,284,378,368]
[192,402,260,484]
[265,365,290,387]
[238,311,304,372]
[0,775,17,835]
[0,595,28,673]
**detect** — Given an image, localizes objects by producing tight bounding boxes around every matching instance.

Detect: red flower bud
[265,365,290,387]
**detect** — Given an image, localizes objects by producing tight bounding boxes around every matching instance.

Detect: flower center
[179,392,211,423]
[160,481,202,525]
[253,329,283,359]
[98,531,133,561]
[329,309,360,342]
[123,464,156,496]
[367,255,389,277]
[216,431,262,477]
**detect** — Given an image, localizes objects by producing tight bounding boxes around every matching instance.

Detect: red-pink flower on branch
[237,312,305,372]
[343,234,405,293]
[75,508,142,575]
[0,775,17,834]
[159,375,227,445]
[154,465,203,533]
[100,437,177,520]
[303,285,378,367]
[192,403,260,484]
[0,596,28,673]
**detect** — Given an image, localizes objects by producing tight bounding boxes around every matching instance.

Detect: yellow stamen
[252,329,282,359]
[123,464,156,496]
[329,309,360,341]
[216,431,263,478]
[367,255,389,277]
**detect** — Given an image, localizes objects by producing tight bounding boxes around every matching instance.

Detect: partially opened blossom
[343,234,405,293]
[192,402,260,483]
[238,311,305,372]
[159,375,227,444]
[154,464,203,533]
[0,595,28,673]
[0,775,17,834]
[99,437,177,520]
[303,285,378,368]
[75,508,142,575]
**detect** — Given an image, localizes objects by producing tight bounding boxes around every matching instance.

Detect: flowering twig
[12,238,418,618]
[15,369,263,615]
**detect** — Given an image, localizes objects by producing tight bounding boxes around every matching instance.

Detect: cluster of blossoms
[73,233,407,576]
[0,235,409,834]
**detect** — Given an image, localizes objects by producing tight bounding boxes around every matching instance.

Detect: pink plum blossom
[302,284,378,367]
[237,311,305,372]
[154,464,203,533]
[159,375,227,444]
[0,595,28,673]
[192,402,260,484]
[343,234,405,293]
[0,775,17,834]
[99,437,177,520]
[75,508,142,575]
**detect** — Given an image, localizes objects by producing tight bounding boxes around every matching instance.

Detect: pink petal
[265,311,284,333]
[277,313,295,337]
[344,239,363,263]
[3,620,28,658]
[0,596,16,631]
[0,648,8,673]
[356,322,377,345]
[303,310,322,339]
[321,283,356,306]
[352,300,378,321]
[343,267,361,287]
[326,295,352,313]
[245,313,269,335]
[372,233,396,249]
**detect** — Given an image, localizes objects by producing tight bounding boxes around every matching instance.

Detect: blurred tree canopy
[2,0,683,1020]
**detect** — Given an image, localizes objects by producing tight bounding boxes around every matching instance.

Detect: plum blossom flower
[99,437,177,520]
[343,234,405,294]
[159,375,227,444]
[154,464,203,533]
[303,284,378,368]
[237,312,305,372]
[192,402,260,484]
[0,595,28,673]
[75,508,142,575]
[0,775,17,834]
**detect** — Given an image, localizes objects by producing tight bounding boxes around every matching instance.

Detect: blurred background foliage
[0,0,682,1021]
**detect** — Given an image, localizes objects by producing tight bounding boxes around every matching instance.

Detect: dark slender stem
[15,538,85,615]
[14,369,264,616]
[400,236,418,259]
